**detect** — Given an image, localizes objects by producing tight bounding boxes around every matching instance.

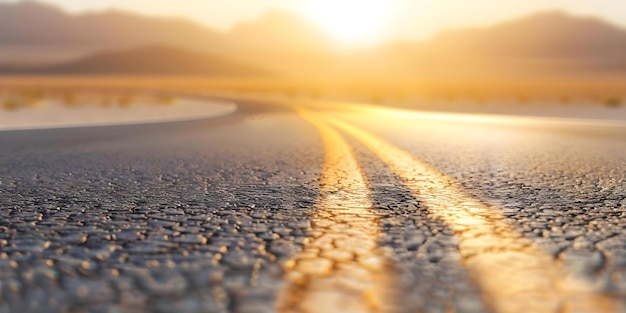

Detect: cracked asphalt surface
[1,97,625,313]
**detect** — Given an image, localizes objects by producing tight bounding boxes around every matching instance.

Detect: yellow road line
[324,115,621,313]
[277,109,399,313]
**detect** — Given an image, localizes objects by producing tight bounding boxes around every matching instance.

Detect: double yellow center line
[277,109,399,313]
[279,107,620,313]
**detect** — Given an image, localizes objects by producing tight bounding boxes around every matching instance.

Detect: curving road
[1,96,625,313]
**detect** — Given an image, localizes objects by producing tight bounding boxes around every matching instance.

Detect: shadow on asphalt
[346,134,490,313]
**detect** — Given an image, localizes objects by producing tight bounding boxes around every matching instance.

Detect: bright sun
[305,0,392,45]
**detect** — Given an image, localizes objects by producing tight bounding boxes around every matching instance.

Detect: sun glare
[305,0,392,45]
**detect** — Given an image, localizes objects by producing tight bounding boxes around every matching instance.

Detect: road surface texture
[1,96,625,313]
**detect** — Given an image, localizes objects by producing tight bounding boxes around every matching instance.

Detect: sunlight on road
[277,109,399,313]
[299,99,626,128]
[321,113,622,313]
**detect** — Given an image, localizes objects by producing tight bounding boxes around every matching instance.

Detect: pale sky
[2,0,626,42]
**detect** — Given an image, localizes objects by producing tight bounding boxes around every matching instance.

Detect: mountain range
[1,2,626,80]
[0,45,268,76]
[394,12,626,76]
[0,2,231,59]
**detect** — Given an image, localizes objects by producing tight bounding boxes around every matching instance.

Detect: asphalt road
[1,97,625,313]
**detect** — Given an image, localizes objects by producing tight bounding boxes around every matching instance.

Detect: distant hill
[223,11,344,77]
[1,45,268,76]
[0,1,336,70]
[381,11,626,79]
[0,1,235,64]
[1,2,626,80]
[229,11,336,53]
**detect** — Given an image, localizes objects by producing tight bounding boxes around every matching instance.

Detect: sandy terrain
[0,97,237,131]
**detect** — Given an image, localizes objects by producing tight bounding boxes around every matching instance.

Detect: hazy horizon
[2,0,626,81]
[2,0,626,45]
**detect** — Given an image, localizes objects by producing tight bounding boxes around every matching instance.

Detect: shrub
[604,97,623,108]
[2,99,19,111]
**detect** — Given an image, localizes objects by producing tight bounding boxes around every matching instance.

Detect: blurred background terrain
[0,1,625,116]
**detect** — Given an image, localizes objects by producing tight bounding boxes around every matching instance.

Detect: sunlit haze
[304,0,392,45]
[1,0,625,41]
